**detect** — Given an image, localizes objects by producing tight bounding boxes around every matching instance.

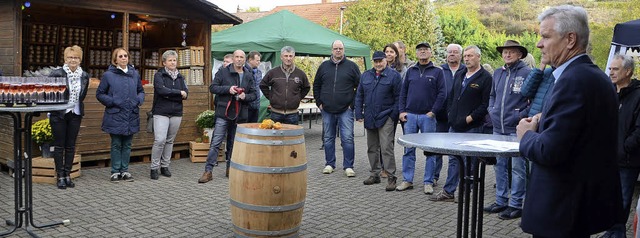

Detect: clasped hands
[516,113,541,140]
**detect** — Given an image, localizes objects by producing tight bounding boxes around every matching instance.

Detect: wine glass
[43,77,53,103]
[34,77,45,104]
[8,77,20,106]
[55,77,67,103]
[0,76,6,104]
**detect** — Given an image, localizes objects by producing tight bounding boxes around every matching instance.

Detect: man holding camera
[199,49,257,183]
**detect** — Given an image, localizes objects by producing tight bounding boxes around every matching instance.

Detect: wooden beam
[13,0,21,75]
[122,11,129,51]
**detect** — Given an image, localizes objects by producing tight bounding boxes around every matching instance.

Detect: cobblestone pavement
[0,121,636,237]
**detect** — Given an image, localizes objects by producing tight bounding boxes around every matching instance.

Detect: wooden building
[0,0,241,165]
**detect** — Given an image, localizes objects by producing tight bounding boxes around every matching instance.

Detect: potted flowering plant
[31,118,54,158]
[195,110,215,142]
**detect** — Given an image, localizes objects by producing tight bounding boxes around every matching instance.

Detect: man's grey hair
[447,44,463,53]
[464,45,482,56]
[162,50,178,62]
[538,5,590,50]
[281,46,295,55]
[614,53,636,75]
[393,40,406,50]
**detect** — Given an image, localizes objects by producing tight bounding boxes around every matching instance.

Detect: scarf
[63,64,82,114]
[165,67,179,80]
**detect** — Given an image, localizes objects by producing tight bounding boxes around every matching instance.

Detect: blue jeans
[494,132,527,208]
[443,126,482,194]
[608,167,640,234]
[434,120,449,181]
[402,113,437,184]
[110,134,133,174]
[205,118,236,172]
[322,109,355,169]
[271,111,299,125]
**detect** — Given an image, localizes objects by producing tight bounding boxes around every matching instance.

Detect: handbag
[146,111,154,133]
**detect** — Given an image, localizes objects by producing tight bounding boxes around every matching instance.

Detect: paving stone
[0,121,636,237]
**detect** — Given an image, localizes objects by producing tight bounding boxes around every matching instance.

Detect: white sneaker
[322,165,334,174]
[345,168,356,177]
[424,184,434,195]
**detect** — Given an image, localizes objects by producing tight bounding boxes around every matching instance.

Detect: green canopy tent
[211,10,372,69]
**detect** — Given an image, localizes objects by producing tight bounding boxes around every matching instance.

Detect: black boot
[64,171,75,188]
[160,167,172,177]
[65,176,75,188]
[225,166,230,178]
[57,177,66,189]
[150,169,159,180]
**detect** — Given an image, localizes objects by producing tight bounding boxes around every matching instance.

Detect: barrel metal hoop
[230,161,307,174]
[230,199,305,212]
[233,224,300,237]
[236,126,304,137]
[235,137,304,146]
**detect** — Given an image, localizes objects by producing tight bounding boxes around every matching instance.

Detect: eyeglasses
[66,56,81,60]
[118,54,128,58]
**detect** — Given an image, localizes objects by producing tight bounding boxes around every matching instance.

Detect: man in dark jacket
[355,51,401,191]
[246,51,262,123]
[485,40,531,220]
[602,54,639,238]
[430,45,492,202]
[517,6,622,237]
[199,49,257,183]
[434,43,467,185]
[314,40,361,177]
[396,42,446,194]
[260,46,310,125]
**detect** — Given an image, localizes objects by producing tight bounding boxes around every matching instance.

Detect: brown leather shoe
[198,171,213,183]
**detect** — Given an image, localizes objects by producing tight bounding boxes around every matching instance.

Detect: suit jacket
[519,55,623,237]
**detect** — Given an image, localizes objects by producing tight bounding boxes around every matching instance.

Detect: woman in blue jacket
[521,62,554,118]
[96,48,145,183]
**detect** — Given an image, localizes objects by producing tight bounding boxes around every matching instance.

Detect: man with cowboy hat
[485,40,532,220]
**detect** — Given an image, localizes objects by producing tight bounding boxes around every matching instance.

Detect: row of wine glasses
[0,76,68,106]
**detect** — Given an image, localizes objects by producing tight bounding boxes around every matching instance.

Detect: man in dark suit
[516,5,623,238]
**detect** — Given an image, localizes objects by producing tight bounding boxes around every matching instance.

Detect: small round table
[398,133,520,238]
[0,104,74,237]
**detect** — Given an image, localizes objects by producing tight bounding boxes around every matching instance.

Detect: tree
[342,0,444,62]
[246,7,260,13]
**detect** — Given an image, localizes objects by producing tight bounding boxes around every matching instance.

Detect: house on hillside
[268,0,352,28]
[232,0,352,28]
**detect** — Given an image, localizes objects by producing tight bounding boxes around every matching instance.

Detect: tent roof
[612,19,640,47]
[211,10,371,68]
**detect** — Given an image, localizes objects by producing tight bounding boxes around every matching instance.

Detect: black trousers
[247,108,259,123]
[50,111,82,176]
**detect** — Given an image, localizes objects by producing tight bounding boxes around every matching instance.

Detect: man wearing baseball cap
[355,51,402,191]
[397,42,446,194]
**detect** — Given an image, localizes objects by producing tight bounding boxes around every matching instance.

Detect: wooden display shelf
[189,141,224,163]
[31,154,81,184]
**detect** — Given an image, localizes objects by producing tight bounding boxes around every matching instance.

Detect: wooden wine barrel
[229,123,307,237]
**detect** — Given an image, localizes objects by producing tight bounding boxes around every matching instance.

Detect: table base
[0,111,70,237]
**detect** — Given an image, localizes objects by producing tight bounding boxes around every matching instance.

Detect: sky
[208,0,345,14]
